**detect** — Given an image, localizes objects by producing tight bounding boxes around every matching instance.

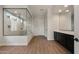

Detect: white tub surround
[0,35,33,46]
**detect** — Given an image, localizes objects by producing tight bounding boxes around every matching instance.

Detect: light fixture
[14,11,17,13]
[58,9,62,13]
[21,19,23,23]
[65,10,69,12]
[64,5,68,7]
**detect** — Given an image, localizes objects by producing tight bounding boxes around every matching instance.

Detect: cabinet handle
[74,38,79,42]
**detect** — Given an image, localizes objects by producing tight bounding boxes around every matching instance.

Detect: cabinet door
[54,32,60,42]
[57,32,61,43]
[54,32,66,46]
[59,33,66,47]
[54,32,58,41]
[66,35,74,53]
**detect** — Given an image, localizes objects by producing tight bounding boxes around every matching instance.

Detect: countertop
[54,30,74,35]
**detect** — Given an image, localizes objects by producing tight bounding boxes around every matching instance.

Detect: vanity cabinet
[66,35,74,53]
[54,31,74,54]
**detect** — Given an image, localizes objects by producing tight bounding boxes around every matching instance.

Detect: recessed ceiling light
[65,10,69,12]
[64,5,68,7]
[14,11,17,13]
[58,9,62,13]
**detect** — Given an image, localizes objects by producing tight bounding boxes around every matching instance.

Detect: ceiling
[4,5,74,18]
[29,5,49,16]
[51,5,74,14]
[29,5,74,17]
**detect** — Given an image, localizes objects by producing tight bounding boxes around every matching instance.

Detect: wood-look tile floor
[0,36,70,54]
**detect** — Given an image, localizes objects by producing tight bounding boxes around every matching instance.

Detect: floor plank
[0,36,70,54]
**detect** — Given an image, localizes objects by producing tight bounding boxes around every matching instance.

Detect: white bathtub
[0,35,33,46]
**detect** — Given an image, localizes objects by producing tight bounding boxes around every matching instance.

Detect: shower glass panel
[3,8,32,36]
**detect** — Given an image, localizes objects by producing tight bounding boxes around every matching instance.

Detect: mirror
[59,6,74,31]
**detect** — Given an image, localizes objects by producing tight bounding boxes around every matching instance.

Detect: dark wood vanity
[54,31,74,54]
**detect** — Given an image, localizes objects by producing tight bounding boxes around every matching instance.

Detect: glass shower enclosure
[3,8,32,36]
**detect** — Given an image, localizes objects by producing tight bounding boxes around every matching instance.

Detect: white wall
[0,6,3,36]
[32,15,45,36]
[74,5,79,53]
[47,14,59,40]
[0,6,4,45]
[44,12,47,37]
[47,7,59,40]
[32,6,60,39]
